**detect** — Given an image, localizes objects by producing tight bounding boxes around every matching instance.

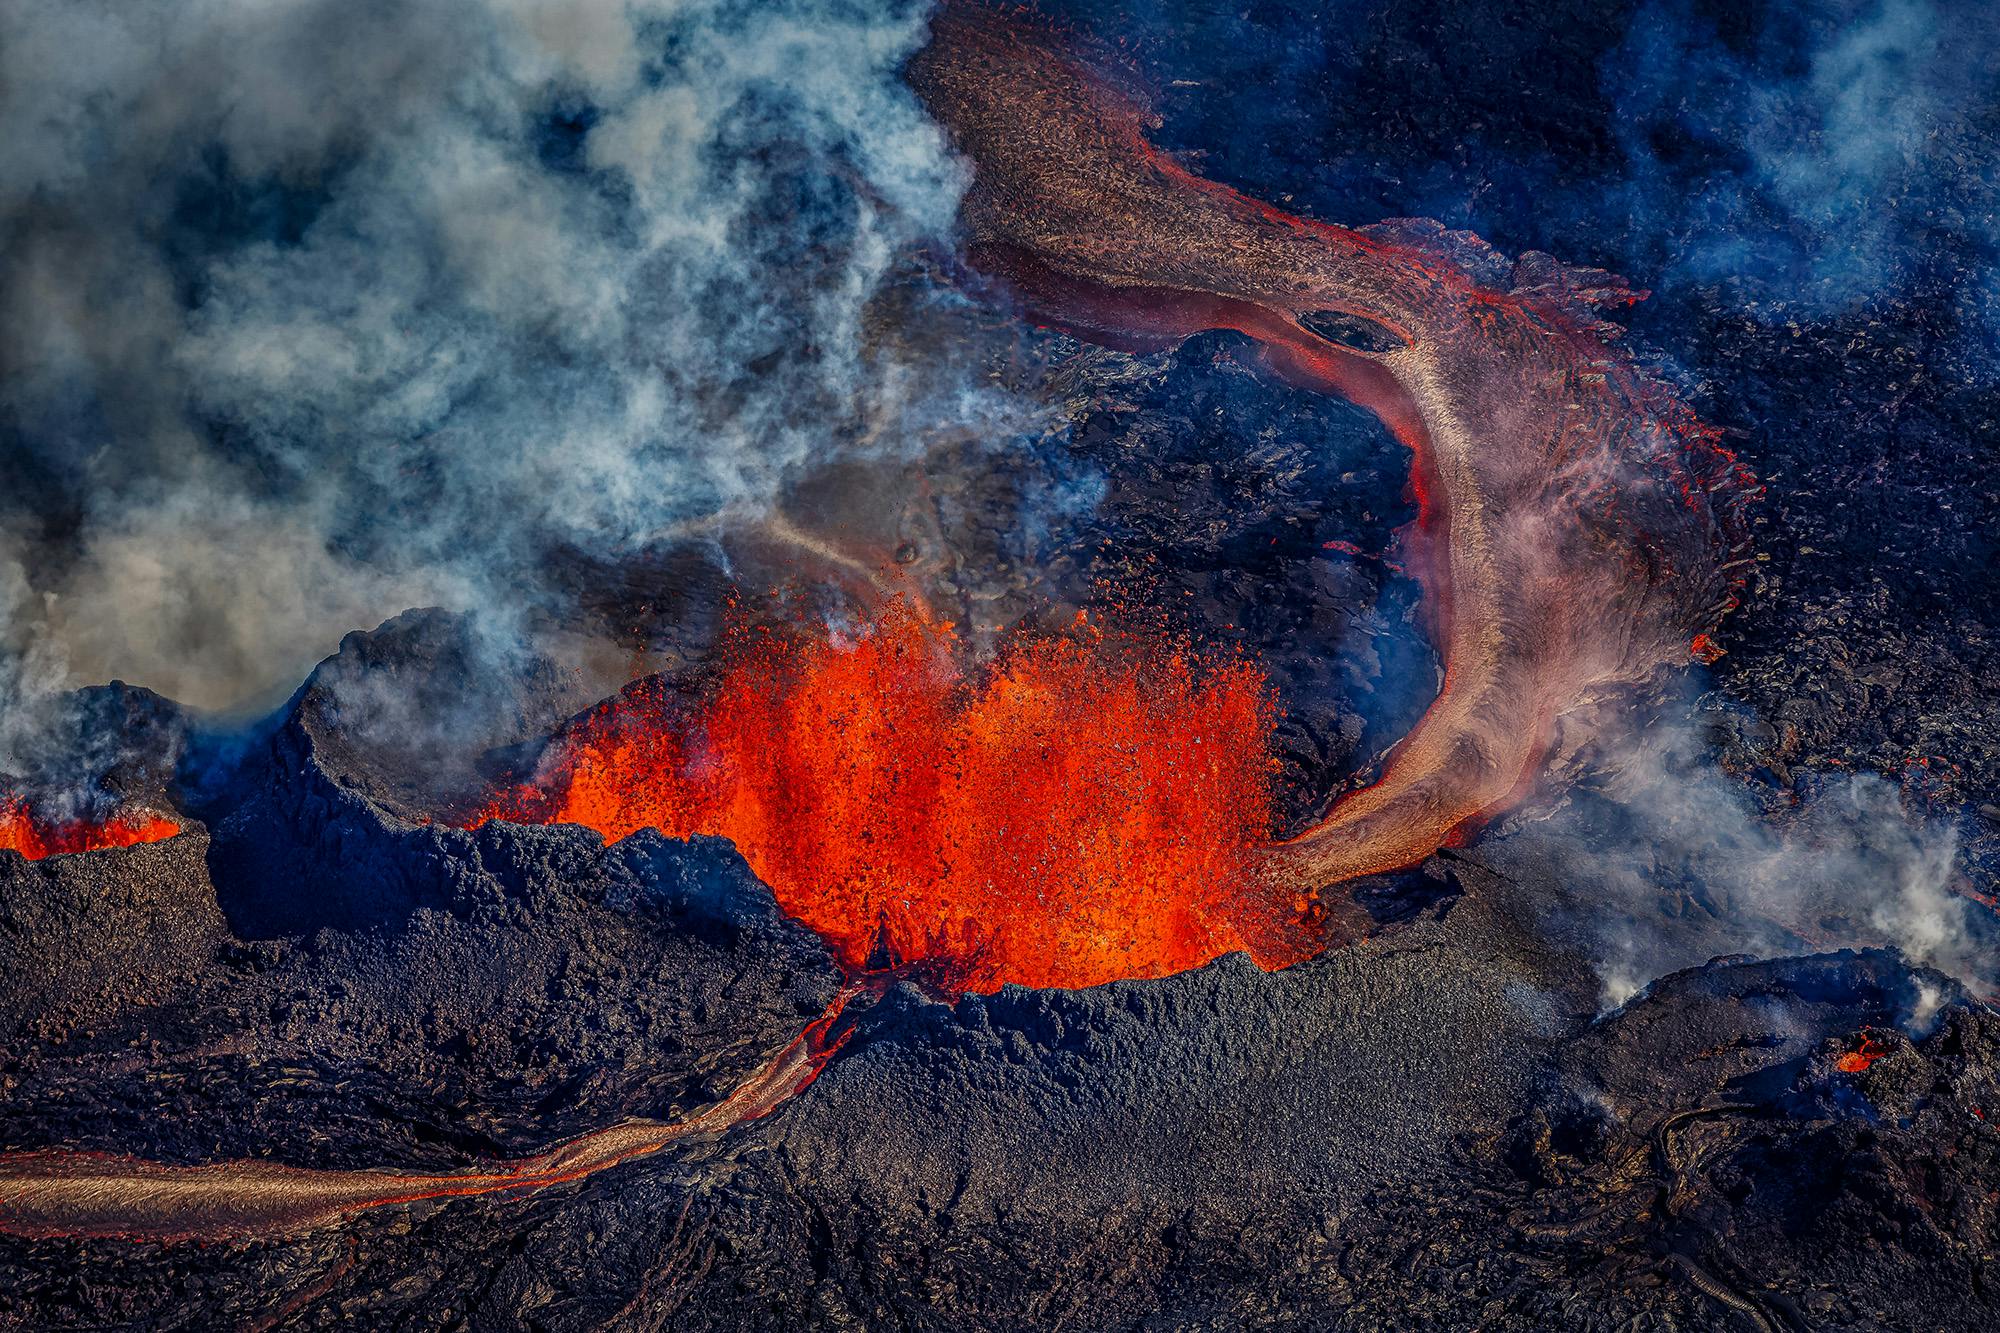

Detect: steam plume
[0,0,988,713]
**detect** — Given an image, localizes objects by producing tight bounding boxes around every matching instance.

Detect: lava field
[2,1,1997,1330]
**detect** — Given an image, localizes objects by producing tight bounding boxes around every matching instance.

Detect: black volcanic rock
[1492,951,2000,1333]
[204,607,617,939]
[10,860,1994,1332]
[0,620,1992,1330]
[0,826,221,1048]
[0,625,843,1175]
[0,680,190,822]
[0,820,841,1173]
[689,881,1585,1330]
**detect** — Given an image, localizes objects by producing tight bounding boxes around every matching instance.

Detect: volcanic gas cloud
[477,606,1304,993]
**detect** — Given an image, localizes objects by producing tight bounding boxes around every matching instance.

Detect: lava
[1837,1032,1890,1074]
[477,604,1306,993]
[908,7,1757,900]
[0,987,860,1243]
[0,795,180,861]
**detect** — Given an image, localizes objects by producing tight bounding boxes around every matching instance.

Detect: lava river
[909,5,1757,906]
[0,987,862,1242]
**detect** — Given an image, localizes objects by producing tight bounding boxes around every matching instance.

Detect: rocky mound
[0,615,842,1176]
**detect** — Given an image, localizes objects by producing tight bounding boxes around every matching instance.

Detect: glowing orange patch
[0,796,181,861]
[476,605,1309,992]
[1836,1033,1889,1074]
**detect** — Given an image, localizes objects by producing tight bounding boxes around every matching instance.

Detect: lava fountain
[475,605,1309,993]
[0,8,1767,1248]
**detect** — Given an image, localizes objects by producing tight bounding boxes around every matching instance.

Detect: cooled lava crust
[4,3,2000,1329]
[0,611,1991,1329]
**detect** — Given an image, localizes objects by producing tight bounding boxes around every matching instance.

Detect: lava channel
[908,6,1758,903]
[0,10,1766,1246]
[0,987,859,1243]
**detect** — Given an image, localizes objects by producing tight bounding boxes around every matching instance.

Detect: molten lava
[1837,1033,1890,1074]
[0,796,180,861]
[0,986,862,1243]
[477,606,1306,992]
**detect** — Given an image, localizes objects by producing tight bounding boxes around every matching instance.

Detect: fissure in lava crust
[472,604,1311,993]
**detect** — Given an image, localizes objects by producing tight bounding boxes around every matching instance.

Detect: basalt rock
[204,607,614,938]
[0,826,222,1048]
[0,622,843,1179]
[0,606,1990,1330]
[3,0,1998,1325]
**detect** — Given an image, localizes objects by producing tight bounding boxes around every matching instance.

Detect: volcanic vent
[469,604,1310,993]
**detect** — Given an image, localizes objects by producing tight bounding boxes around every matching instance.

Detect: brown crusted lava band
[908,6,1757,933]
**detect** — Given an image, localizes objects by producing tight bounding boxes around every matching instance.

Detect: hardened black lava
[3,1,1999,1328]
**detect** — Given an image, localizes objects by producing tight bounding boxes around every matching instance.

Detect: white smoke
[0,0,996,712]
[1498,696,1988,1008]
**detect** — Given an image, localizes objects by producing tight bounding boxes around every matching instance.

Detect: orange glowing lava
[1836,1033,1889,1074]
[476,606,1309,992]
[0,796,180,861]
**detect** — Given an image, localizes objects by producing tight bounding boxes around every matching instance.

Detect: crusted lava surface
[0,613,842,1180]
[0,607,1992,1329]
[4,4,1999,1331]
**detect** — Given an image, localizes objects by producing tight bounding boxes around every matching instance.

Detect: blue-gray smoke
[0,0,1013,716]
[1608,0,2000,322]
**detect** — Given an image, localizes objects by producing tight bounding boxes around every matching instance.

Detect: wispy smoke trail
[1610,0,2000,318]
[0,0,991,713]
[1499,699,1988,1007]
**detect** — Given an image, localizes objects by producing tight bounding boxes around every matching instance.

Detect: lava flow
[909,7,1758,901]
[476,605,1309,993]
[1837,1032,1890,1074]
[0,795,180,861]
[0,987,860,1243]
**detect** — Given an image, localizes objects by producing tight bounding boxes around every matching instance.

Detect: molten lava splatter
[0,796,180,861]
[1837,1033,1890,1074]
[476,606,1307,992]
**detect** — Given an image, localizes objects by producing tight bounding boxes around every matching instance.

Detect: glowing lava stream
[0,796,181,860]
[0,988,858,1243]
[909,8,1756,906]
[0,11,1764,1247]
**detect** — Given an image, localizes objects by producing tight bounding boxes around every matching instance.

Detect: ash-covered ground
[4,0,1999,1329]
